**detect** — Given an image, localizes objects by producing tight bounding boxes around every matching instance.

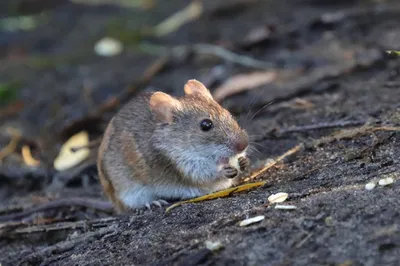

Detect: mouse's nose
[234,135,249,153]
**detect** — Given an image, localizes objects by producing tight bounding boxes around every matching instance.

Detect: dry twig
[0,197,113,223]
[271,120,368,136]
[245,143,304,182]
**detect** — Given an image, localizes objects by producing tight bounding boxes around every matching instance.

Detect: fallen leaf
[22,145,40,167]
[213,71,277,102]
[165,181,266,212]
[54,131,90,171]
[268,192,289,203]
[239,215,265,227]
[154,0,203,37]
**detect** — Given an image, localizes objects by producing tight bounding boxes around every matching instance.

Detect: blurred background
[1,0,400,264]
[1,0,399,213]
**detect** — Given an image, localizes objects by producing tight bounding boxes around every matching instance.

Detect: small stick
[140,43,274,69]
[94,56,169,117]
[191,43,274,69]
[0,198,114,223]
[273,120,368,135]
[244,143,304,182]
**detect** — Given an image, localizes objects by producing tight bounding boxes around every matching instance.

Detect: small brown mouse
[97,79,250,213]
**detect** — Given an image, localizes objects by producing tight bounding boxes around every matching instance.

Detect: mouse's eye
[200,119,213,131]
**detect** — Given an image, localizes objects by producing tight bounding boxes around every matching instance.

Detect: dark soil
[1,0,400,265]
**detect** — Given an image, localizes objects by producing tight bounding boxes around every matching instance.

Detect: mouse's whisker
[244,96,258,126]
[249,141,268,150]
[248,100,275,122]
[247,146,262,155]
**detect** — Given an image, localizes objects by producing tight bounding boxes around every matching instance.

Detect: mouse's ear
[150,92,181,122]
[184,79,213,100]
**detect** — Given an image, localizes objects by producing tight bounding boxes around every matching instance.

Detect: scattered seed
[94,37,123,57]
[274,204,297,210]
[378,177,395,186]
[239,215,265,227]
[365,182,376,190]
[205,240,223,251]
[268,192,289,203]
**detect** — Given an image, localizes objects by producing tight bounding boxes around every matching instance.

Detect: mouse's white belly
[119,179,233,208]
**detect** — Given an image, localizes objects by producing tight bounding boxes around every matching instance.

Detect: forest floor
[1,0,400,265]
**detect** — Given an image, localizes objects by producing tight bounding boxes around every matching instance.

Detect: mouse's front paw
[238,156,250,172]
[221,165,239,179]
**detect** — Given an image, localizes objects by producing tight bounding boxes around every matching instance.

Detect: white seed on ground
[378,177,395,186]
[365,182,376,190]
[274,204,297,210]
[205,240,223,251]
[239,215,265,227]
[268,192,289,203]
[94,37,123,57]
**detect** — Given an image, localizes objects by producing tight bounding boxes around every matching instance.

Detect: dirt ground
[1,0,400,265]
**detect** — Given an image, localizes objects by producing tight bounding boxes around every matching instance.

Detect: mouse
[97,79,250,213]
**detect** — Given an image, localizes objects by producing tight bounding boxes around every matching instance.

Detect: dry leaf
[54,131,90,171]
[165,181,266,212]
[22,145,40,167]
[239,215,265,227]
[213,71,277,102]
[268,192,289,203]
[154,1,203,37]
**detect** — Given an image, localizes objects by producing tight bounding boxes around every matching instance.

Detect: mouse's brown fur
[97,80,250,212]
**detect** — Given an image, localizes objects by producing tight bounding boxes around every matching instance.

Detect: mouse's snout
[232,133,249,153]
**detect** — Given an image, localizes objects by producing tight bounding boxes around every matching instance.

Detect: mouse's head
[150,80,249,180]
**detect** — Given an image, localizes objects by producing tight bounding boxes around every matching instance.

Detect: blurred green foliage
[0,82,20,104]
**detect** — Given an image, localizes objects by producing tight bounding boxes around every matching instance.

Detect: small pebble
[268,192,289,203]
[205,240,223,251]
[94,37,123,57]
[365,182,376,190]
[274,204,297,210]
[239,215,265,227]
[378,177,395,186]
